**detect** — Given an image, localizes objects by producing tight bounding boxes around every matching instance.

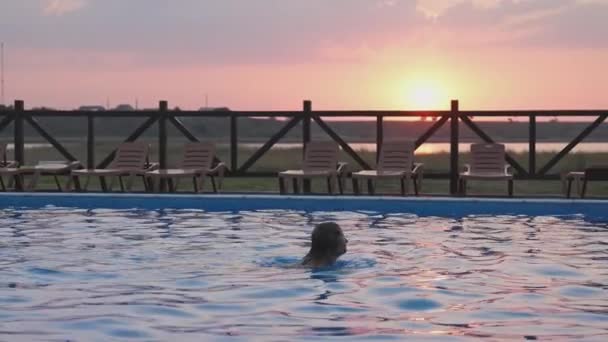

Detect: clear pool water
[1,195,607,341]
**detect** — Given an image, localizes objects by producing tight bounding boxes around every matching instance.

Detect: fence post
[303,100,312,193]
[87,115,95,169]
[449,100,459,195]
[230,114,238,173]
[376,115,383,163]
[14,100,25,167]
[529,114,536,176]
[158,100,168,192]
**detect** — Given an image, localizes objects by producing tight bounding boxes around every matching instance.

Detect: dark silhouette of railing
[1,99,607,194]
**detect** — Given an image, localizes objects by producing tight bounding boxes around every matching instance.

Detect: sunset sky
[1,0,607,110]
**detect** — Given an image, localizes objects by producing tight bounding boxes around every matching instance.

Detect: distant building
[114,104,135,111]
[199,107,231,112]
[78,105,106,111]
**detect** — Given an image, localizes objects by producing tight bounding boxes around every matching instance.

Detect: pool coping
[0,192,606,204]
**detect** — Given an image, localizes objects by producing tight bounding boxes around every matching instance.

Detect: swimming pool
[1,194,607,340]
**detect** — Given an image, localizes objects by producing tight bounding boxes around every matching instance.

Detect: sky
[1,0,607,110]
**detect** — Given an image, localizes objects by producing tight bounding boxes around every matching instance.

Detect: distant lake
[241,142,608,154]
[6,142,608,154]
[6,143,56,150]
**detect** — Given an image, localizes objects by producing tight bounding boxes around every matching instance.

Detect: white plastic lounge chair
[278,141,347,194]
[351,140,423,196]
[459,143,513,196]
[565,166,608,198]
[146,142,227,193]
[20,160,82,191]
[70,142,157,192]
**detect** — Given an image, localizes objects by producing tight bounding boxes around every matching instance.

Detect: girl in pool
[301,222,348,267]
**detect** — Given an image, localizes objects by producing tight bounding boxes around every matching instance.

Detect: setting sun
[404,79,448,110]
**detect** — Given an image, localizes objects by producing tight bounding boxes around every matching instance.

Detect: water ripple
[0,207,607,340]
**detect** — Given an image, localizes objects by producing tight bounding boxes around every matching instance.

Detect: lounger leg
[65,175,80,191]
[100,176,108,192]
[193,176,200,193]
[567,178,573,198]
[150,176,158,192]
[28,171,41,191]
[142,175,151,192]
[352,178,359,195]
[14,175,24,191]
[459,179,466,196]
[292,178,300,194]
[125,174,136,192]
[400,178,406,196]
[327,177,333,194]
[279,176,286,194]
[167,178,174,193]
[367,179,374,195]
[303,179,311,194]
[81,176,89,191]
[54,175,63,191]
[217,169,225,193]
[118,176,126,192]
[0,176,5,191]
[413,176,419,196]
[211,177,217,193]
[173,178,181,192]
[107,177,116,192]
[508,179,514,197]
[338,176,344,195]
[581,179,588,198]
[330,176,338,195]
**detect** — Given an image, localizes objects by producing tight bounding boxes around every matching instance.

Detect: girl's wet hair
[310,222,343,254]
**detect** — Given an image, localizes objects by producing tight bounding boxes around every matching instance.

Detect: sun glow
[404,79,448,110]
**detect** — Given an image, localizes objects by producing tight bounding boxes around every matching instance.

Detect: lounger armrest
[504,164,512,175]
[145,162,160,171]
[210,162,227,191]
[67,161,83,169]
[2,160,18,168]
[412,163,424,174]
[209,162,227,175]
[463,164,471,173]
[337,162,348,175]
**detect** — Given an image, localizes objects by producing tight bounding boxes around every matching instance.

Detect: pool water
[1,205,607,341]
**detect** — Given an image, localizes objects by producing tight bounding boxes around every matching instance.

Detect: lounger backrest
[470,143,505,173]
[181,142,216,169]
[378,141,415,171]
[110,142,149,170]
[303,142,339,172]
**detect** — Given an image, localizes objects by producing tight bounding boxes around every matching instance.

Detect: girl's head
[310,222,348,257]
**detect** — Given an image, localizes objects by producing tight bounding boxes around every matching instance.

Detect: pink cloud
[43,0,86,16]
